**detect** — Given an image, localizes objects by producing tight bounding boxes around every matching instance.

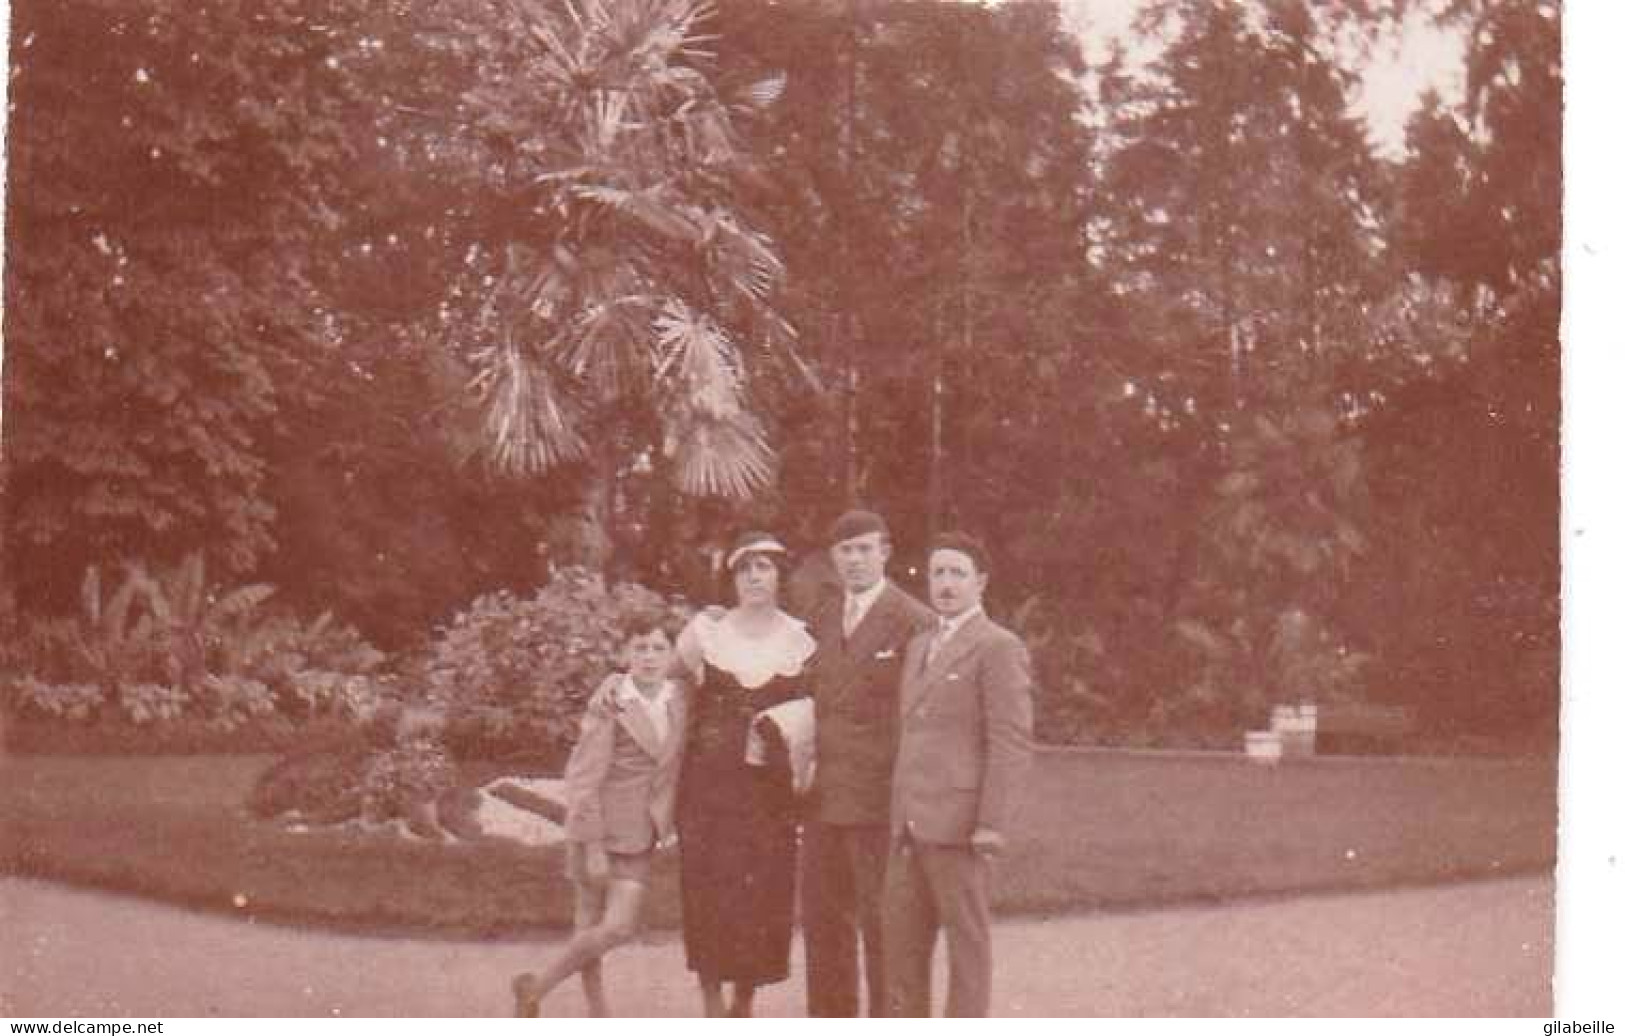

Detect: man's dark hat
[829,509,888,545]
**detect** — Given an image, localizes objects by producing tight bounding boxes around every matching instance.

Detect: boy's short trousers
[565,841,652,886]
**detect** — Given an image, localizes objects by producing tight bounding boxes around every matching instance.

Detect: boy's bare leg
[516,879,644,1015]
[580,958,607,1017]
[574,882,609,1016]
[699,976,726,1017]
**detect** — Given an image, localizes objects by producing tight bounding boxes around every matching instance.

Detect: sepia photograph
[0,0,1597,1020]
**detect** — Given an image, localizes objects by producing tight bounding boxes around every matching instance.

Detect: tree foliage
[1353,0,1560,742]
[713,0,1096,555]
[3,0,590,640]
[2,1,353,604]
[2,0,1561,749]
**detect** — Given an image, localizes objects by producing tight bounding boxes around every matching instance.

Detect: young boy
[512,609,687,1017]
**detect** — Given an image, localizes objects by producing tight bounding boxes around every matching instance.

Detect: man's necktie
[924,619,951,668]
[843,596,861,638]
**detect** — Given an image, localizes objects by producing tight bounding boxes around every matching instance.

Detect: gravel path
[1,875,1552,1017]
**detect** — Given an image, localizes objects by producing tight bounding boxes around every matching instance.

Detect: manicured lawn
[0,749,1556,935]
[1001,749,1556,916]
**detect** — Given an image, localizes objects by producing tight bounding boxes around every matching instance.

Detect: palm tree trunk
[580,436,618,580]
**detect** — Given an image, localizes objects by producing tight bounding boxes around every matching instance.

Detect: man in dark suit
[802,509,935,1017]
[884,532,1034,1018]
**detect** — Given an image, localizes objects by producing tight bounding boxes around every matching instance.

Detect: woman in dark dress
[674,530,815,1017]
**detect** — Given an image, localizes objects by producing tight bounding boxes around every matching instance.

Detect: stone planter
[1271,703,1318,758]
[1244,729,1283,765]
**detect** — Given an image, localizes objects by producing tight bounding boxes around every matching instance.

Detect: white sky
[1059,0,1466,158]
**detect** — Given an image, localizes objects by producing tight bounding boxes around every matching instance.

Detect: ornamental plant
[3,554,388,731]
[423,566,691,762]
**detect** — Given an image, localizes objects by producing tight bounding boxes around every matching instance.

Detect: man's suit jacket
[809,581,935,826]
[562,673,687,854]
[891,612,1034,845]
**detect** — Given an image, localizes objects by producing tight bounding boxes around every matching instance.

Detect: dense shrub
[1015,592,1376,750]
[245,569,686,830]
[359,736,455,822]
[247,710,457,834]
[10,678,106,723]
[246,709,402,822]
[1014,595,1193,748]
[2,555,390,739]
[247,740,375,824]
[422,566,691,761]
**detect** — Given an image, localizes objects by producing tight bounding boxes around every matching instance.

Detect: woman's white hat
[726,530,788,570]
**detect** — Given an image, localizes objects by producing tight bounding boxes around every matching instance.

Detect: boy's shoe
[512,972,542,1017]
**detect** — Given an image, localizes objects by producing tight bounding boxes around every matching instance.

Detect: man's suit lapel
[820,582,905,700]
[844,582,905,661]
[812,595,843,656]
[905,613,992,716]
[809,597,846,694]
[901,632,931,715]
[933,614,990,677]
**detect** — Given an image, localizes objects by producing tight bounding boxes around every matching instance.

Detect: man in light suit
[802,509,935,1016]
[884,531,1034,1018]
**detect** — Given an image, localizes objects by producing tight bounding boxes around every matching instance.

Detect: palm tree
[460,0,802,534]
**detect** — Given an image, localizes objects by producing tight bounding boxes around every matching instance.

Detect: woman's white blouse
[678,609,815,690]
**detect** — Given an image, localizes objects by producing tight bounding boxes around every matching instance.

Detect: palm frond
[649,299,776,498]
[562,291,660,395]
[574,183,702,244]
[533,164,603,186]
[509,0,574,67]
[706,212,785,301]
[775,329,820,393]
[742,72,786,110]
[213,584,277,619]
[652,299,744,413]
[561,0,589,35]
[665,407,776,499]
[468,338,588,474]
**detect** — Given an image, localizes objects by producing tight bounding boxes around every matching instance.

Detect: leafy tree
[2,1,376,609]
[1100,0,1387,416]
[1078,0,1395,731]
[1353,0,1560,744]
[1172,406,1372,728]
[3,0,593,640]
[715,0,1098,555]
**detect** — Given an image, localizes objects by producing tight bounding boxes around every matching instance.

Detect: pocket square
[875,647,898,660]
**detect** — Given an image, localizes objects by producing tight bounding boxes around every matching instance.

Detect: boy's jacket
[563,673,687,853]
